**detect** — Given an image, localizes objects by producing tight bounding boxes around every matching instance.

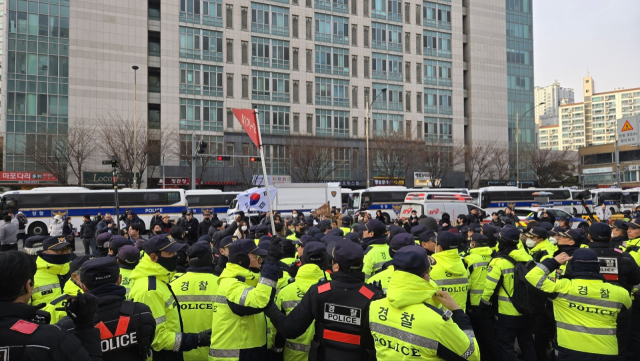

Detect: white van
[399,192,487,221]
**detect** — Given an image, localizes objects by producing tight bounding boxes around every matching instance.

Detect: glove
[65,291,98,330]
[260,259,281,282]
[267,238,285,261]
[197,329,212,347]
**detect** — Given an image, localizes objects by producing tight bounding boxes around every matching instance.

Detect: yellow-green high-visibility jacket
[367,265,394,294]
[526,259,631,356]
[431,249,470,312]
[129,254,182,355]
[363,243,391,280]
[63,279,83,296]
[276,263,327,361]
[528,239,557,262]
[42,293,70,324]
[286,234,299,242]
[369,270,480,361]
[209,263,276,361]
[340,227,351,235]
[171,269,219,361]
[119,266,135,296]
[31,256,70,306]
[280,257,296,267]
[463,246,493,308]
[481,248,532,317]
[171,272,185,282]
[621,237,640,265]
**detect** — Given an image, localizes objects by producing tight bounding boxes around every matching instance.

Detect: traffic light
[216,155,231,161]
[250,157,261,162]
[197,141,208,154]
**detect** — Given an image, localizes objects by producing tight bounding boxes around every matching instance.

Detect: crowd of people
[0,205,639,361]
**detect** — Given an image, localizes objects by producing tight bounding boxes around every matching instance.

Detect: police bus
[473,186,576,215]
[0,187,187,236]
[346,186,469,223]
[185,190,239,221]
[589,188,639,214]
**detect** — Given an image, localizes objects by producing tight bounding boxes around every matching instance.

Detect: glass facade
[506,0,534,180]
[6,0,70,171]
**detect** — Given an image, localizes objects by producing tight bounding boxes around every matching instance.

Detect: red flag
[232,108,261,149]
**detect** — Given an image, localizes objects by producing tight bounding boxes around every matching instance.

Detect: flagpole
[254,107,277,236]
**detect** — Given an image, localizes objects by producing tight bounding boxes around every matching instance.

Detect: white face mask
[241,226,248,231]
[549,237,558,245]
[525,238,536,248]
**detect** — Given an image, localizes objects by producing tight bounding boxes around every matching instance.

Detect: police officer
[622,218,640,262]
[290,235,321,278]
[361,219,390,279]
[171,242,218,361]
[463,233,496,361]
[553,229,583,278]
[340,216,352,235]
[23,235,47,258]
[57,257,156,360]
[209,239,280,360]
[611,220,628,249]
[96,231,114,257]
[117,245,140,295]
[0,251,102,360]
[417,230,437,255]
[129,235,211,360]
[431,232,470,312]
[524,227,557,262]
[43,255,93,323]
[108,235,134,257]
[526,249,631,360]
[32,236,74,306]
[275,242,330,361]
[586,222,640,360]
[265,240,383,361]
[367,233,415,294]
[480,227,536,361]
[369,245,480,360]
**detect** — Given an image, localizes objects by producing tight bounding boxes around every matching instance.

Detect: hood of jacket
[294,264,326,294]
[218,263,259,287]
[387,270,439,308]
[36,255,70,276]
[432,249,466,277]
[362,235,387,247]
[129,254,175,284]
[468,246,494,257]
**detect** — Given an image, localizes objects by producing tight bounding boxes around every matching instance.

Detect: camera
[575,190,591,201]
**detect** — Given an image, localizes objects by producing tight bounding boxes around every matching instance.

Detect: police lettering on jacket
[101,332,137,352]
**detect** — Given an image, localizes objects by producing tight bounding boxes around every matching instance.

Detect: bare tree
[24,126,93,186]
[520,145,576,187]
[174,133,218,186]
[235,157,262,188]
[465,142,496,189]
[371,130,421,185]
[97,114,176,188]
[488,147,513,183]
[287,137,346,183]
[417,141,465,187]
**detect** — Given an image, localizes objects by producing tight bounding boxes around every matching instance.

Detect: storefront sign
[252,175,291,185]
[582,167,613,175]
[158,178,199,186]
[84,172,140,185]
[373,177,405,186]
[0,172,58,185]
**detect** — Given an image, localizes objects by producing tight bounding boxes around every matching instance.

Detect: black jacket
[183,217,200,243]
[209,222,238,248]
[466,213,483,224]
[80,218,102,239]
[57,284,155,361]
[533,212,556,226]
[0,302,101,361]
[611,236,628,250]
[489,220,505,228]
[198,219,213,238]
[588,242,640,292]
[150,215,163,229]
[97,219,118,236]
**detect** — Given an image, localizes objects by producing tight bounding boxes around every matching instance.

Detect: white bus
[345,186,469,223]
[0,187,187,236]
[590,188,639,214]
[473,186,575,214]
[185,190,239,221]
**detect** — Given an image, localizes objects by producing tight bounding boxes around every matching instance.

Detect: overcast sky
[533,1,640,102]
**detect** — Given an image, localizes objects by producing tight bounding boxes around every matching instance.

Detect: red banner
[0,172,58,185]
[232,108,261,149]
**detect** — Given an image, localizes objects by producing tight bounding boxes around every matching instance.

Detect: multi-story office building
[538,124,559,150]
[2,0,530,189]
[534,81,574,126]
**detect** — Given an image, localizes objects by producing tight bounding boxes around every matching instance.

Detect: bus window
[390,192,408,203]
[350,194,360,209]
[85,193,116,207]
[19,194,50,208]
[622,192,638,205]
[480,192,490,209]
[50,193,84,207]
[120,193,147,206]
[361,192,372,210]
[165,192,182,205]
[490,192,507,202]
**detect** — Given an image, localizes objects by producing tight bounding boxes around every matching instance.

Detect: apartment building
[2,0,529,189]
[538,123,559,150]
[534,81,574,126]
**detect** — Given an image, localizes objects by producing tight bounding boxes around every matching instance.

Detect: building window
[226,73,234,97]
[227,108,234,129]
[307,114,313,134]
[372,83,403,111]
[203,100,224,132]
[293,48,299,70]
[315,0,348,14]
[306,82,313,104]
[306,17,313,40]
[424,116,452,143]
[372,53,402,82]
[263,145,290,175]
[293,81,299,103]
[180,134,225,167]
[293,15,299,38]
[405,91,411,111]
[423,60,450,87]
[179,63,201,95]
[372,22,403,52]
[372,113,403,135]
[352,86,358,108]
[315,77,349,107]
[364,26,369,47]
[352,117,358,136]
[314,13,349,45]
[242,41,249,64]
[306,49,313,72]
[180,98,201,130]
[351,24,357,46]
[316,109,350,137]
[424,88,451,115]
[203,0,223,27]
[372,0,402,22]
[179,27,200,59]
[252,71,290,102]
[293,113,300,132]
[315,45,349,76]
[148,31,160,56]
[148,68,161,93]
[251,37,290,69]
[226,4,233,29]
[423,30,451,58]
[203,30,223,62]
[226,39,233,63]
[423,2,450,30]
[351,55,358,77]
[242,75,249,99]
[251,3,289,37]
[148,104,161,129]
[180,0,201,24]
[149,0,161,20]
[254,104,291,135]
[202,66,223,97]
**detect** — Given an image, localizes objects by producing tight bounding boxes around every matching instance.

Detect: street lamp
[132,65,139,189]
[366,88,387,188]
[516,101,545,187]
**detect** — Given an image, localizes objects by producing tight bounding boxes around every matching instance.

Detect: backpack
[494,254,547,317]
